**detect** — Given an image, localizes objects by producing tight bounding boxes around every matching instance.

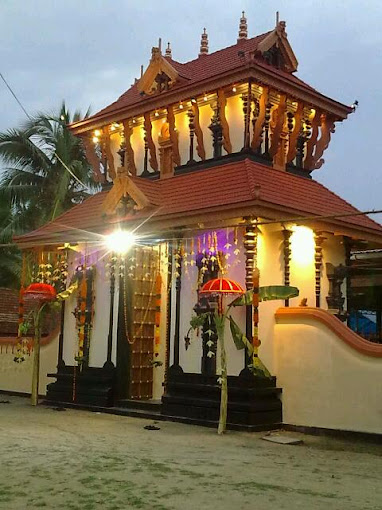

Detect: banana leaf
[228,316,253,355]
[229,286,299,307]
[56,280,79,301]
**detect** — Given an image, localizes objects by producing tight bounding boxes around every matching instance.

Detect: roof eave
[69,62,352,135]
[14,199,382,249]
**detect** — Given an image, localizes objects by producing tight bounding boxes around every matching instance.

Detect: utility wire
[0,70,89,190]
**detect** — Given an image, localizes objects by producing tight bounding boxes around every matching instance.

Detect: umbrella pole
[31,304,45,406]
[217,295,227,434]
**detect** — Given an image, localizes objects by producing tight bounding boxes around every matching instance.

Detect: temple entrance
[116,246,159,401]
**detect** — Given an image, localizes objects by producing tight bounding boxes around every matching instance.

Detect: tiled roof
[88,33,318,121]
[14,159,382,246]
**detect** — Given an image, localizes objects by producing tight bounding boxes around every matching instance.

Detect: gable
[137,47,180,95]
[257,21,298,73]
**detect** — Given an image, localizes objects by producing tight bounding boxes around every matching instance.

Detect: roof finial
[238,10,248,41]
[140,65,143,78]
[158,37,162,52]
[199,28,209,56]
[276,11,279,26]
[165,42,172,58]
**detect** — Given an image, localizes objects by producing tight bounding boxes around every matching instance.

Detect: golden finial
[199,28,209,56]
[238,11,248,41]
[165,42,172,58]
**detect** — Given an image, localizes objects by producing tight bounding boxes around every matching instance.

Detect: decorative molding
[312,114,335,170]
[143,112,158,171]
[304,109,321,170]
[275,307,382,358]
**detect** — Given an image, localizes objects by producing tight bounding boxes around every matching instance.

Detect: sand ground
[0,396,381,510]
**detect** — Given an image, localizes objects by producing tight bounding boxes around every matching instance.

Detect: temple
[6,14,382,434]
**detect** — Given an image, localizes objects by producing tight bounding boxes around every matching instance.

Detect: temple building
[5,14,382,434]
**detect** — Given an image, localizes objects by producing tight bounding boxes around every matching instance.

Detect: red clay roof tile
[14,159,382,245]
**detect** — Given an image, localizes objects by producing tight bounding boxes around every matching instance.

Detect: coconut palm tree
[0,102,99,287]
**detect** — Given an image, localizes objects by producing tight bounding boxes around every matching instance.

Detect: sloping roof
[14,159,382,247]
[82,33,325,124]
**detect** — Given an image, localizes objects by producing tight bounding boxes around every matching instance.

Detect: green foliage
[229,286,299,307]
[228,316,254,355]
[0,102,99,288]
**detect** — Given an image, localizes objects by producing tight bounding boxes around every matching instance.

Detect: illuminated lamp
[94,129,101,137]
[203,94,208,101]
[290,226,315,266]
[92,136,99,144]
[155,111,159,117]
[191,98,197,104]
[232,86,237,93]
[106,230,137,254]
[179,102,184,109]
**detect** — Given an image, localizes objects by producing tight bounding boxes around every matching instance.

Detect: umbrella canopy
[199,278,245,295]
[23,283,57,302]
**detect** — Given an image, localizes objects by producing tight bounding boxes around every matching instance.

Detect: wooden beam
[286,102,303,164]
[103,128,116,180]
[144,112,158,171]
[269,94,287,158]
[191,102,206,160]
[167,105,181,166]
[122,120,137,176]
[217,89,232,154]
[251,86,269,151]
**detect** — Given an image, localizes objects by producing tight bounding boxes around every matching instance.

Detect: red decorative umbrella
[199,277,245,295]
[23,283,57,303]
[198,277,245,434]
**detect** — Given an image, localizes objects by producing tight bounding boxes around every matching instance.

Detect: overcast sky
[1,0,381,222]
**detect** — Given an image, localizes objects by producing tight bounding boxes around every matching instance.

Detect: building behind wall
[9,13,382,435]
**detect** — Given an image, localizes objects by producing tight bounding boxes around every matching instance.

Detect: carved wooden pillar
[143,112,158,175]
[187,109,196,164]
[143,130,149,177]
[104,255,116,370]
[191,103,206,160]
[242,81,252,150]
[243,219,258,342]
[121,120,137,175]
[314,232,325,308]
[209,101,223,158]
[169,239,183,375]
[283,229,292,307]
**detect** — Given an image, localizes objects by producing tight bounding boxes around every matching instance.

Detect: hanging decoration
[73,265,95,368]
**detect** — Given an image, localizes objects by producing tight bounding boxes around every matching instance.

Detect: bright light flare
[105,230,137,254]
[290,226,315,266]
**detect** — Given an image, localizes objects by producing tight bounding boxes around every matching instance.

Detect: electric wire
[0,70,89,190]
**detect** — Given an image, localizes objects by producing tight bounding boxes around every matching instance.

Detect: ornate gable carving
[257,21,298,73]
[137,47,179,95]
[101,170,151,217]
